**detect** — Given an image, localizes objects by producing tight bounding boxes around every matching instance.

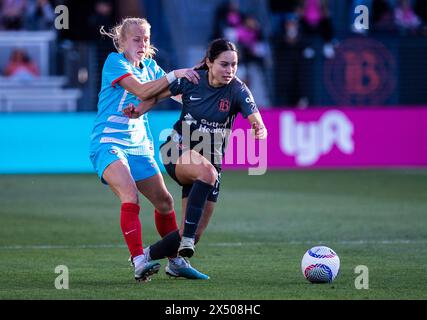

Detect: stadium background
[0,0,427,301]
[1,0,426,173]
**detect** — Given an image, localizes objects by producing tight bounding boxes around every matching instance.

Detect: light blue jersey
[89,52,165,183]
[90,52,165,156]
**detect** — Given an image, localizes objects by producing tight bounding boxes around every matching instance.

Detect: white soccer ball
[301,246,340,283]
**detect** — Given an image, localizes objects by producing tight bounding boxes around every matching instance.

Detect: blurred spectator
[237,15,266,66]
[89,0,115,40]
[24,0,55,30]
[59,0,96,41]
[211,0,242,42]
[90,0,117,98]
[371,0,395,32]
[236,15,270,106]
[3,48,40,80]
[268,0,301,36]
[299,0,336,59]
[211,1,270,106]
[272,14,310,108]
[283,13,301,45]
[414,0,427,35]
[0,0,27,30]
[394,0,421,33]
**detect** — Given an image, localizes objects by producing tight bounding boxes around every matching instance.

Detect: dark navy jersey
[168,69,259,168]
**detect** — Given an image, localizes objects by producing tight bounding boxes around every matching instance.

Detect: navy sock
[149,230,181,260]
[183,180,214,238]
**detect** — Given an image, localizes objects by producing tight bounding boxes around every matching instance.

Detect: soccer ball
[301,246,340,283]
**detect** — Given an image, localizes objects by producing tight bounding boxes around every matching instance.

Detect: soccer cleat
[129,246,151,267]
[134,261,161,282]
[133,254,161,282]
[178,236,195,258]
[165,257,209,280]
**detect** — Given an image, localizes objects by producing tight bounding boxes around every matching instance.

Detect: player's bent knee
[198,164,217,185]
[164,193,175,212]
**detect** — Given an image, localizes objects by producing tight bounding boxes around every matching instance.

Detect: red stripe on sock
[120,202,143,258]
[154,209,178,238]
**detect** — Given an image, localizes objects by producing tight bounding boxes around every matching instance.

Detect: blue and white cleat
[133,254,161,282]
[165,256,209,280]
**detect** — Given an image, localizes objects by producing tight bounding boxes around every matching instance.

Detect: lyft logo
[280,111,354,166]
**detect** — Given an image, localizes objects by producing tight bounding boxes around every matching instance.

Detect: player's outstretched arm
[248,112,268,140]
[123,88,173,118]
[119,68,199,101]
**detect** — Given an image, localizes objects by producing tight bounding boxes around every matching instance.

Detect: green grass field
[0,170,426,300]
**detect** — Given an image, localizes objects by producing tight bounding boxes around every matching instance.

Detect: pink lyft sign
[223,108,427,170]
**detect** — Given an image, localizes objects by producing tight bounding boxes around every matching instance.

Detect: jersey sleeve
[168,77,189,96]
[236,83,259,118]
[103,53,134,88]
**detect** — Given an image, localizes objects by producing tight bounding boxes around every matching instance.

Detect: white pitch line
[208,240,427,246]
[0,244,126,250]
[0,239,426,250]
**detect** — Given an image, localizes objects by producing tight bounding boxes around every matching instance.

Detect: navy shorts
[160,137,221,202]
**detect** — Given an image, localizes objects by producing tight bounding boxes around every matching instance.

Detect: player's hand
[252,122,267,140]
[174,68,200,84]
[123,103,142,118]
[123,97,158,118]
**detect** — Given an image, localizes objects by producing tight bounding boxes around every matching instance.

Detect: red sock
[120,203,143,258]
[154,209,178,238]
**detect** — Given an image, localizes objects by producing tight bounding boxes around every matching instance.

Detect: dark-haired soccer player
[124,38,267,279]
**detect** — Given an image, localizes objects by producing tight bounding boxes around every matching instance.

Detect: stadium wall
[0,108,426,174]
[0,112,178,174]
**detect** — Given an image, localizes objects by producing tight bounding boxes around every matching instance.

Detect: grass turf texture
[0,170,426,299]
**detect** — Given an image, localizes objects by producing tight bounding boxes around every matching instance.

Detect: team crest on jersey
[148,159,156,168]
[218,99,230,112]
